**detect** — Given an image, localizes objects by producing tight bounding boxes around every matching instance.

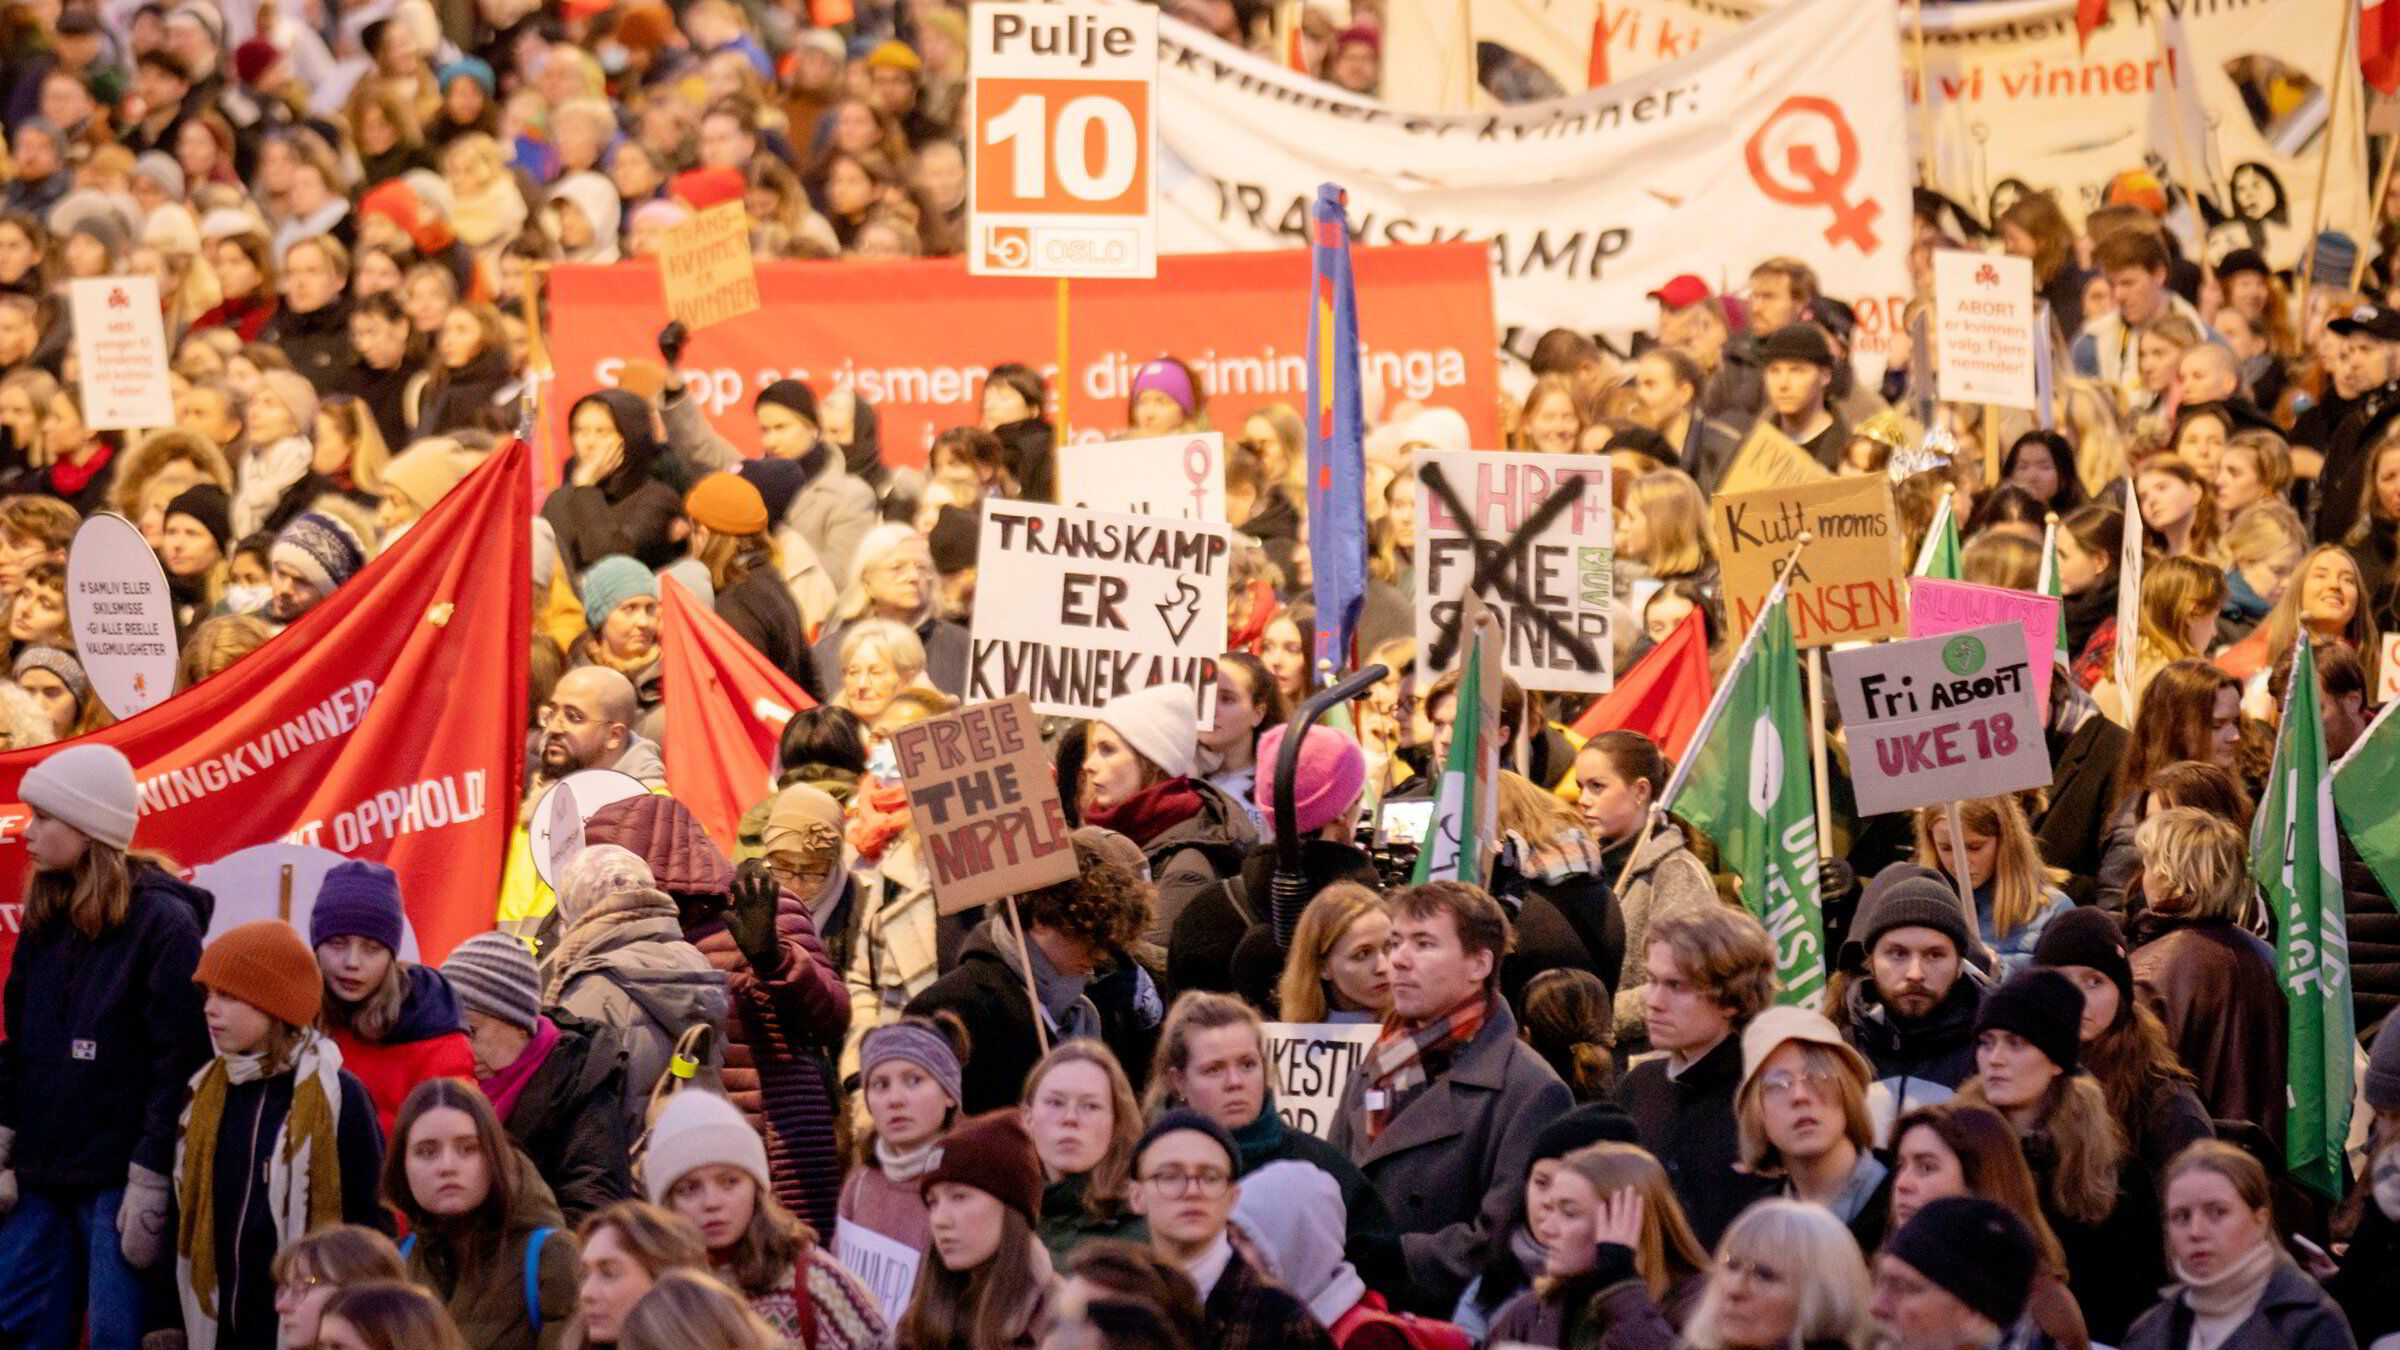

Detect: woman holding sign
[1912,798,2071,978]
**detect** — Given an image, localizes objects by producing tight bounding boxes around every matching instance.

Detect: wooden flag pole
[1806,648,1834,861]
[2303,5,2360,261]
[2356,96,2399,292]
[1056,278,1072,442]
[1909,0,1939,187]
[1002,894,1053,1058]
[1942,799,1988,964]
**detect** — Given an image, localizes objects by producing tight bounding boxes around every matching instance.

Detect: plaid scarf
[1363,990,1490,1140]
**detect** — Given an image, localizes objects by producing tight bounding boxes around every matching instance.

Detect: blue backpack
[398,1227,557,1331]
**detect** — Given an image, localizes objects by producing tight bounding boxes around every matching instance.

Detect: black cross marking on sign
[1420,462,1603,674]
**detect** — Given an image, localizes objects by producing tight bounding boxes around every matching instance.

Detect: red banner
[546,243,1500,478]
[0,443,531,982]
[660,576,816,852]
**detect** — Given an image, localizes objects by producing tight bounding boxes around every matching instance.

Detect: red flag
[2368,0,2400,95]
[2074,0,2108,51]
[660,577,817,852]
[1588,11,1611,86]
[1569,607,1711,759]
[0,440,531,983]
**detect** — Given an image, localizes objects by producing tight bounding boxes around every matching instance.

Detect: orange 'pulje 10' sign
[968,2,1158,279]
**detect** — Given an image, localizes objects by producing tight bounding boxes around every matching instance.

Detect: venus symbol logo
[1743,96,1879,253]
[1747,714,1784,816]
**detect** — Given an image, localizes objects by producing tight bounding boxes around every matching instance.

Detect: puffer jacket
[329,963,478,1139]
[583,795,852,1236]
[0,863,212,1185]
[404,1160,580,1350]
[548,912,730,1138]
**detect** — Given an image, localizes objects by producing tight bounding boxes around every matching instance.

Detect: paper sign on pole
[1829,622,2050,817]
[833,1220,923,1325]
[1933,250,2038,411]
[1908,578,2060,709]
[528,769,654,889]
[889,693,1079,915]
[63,513,177,719]
[69,276,172,431]
[1718,420,1834,495]
[1710,475,1907,649]
[1057,432,1225,521]
[657,202,760,330]
[969,501,1230,717]
[2380,633,2400,705]
[1415,449,1613,694]
[969,2,1158,278]
[1262,1021,1381,1136]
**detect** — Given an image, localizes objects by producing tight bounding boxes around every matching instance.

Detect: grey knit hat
[2368,1023,2400,1112]
[441,931,541,1033]
[860,1021,963,1108]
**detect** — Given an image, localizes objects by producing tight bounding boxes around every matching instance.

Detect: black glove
[1817,856,1856,904]
[657,320,689,367]
[726,861,785,977]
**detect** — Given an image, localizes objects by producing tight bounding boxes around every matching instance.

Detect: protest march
[1,0,2399,1346]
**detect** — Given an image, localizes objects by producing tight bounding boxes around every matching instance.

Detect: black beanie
[166,483,234,553]
[1135,1106,1239,1173]
[2031,907,2133,1009]
[1886,1196,2037,1329]
[754,378,820,428]
[1974,969,2084,1074]
[1843,864,1973,969]
[1533,1101,1641,1164]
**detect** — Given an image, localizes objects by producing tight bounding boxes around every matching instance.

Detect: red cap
[1648,274,1712,310]
[671,167,746,211]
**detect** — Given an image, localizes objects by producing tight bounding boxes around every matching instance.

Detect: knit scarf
[847,783,913,863]
[542,883,679,1004]
[2175,1240,2278,1319]
[1085,777,1206,849]
[1363,991,1489,1140]
[480,1016,561,1120]
[48,440,112,496]
[175,1030,346,1349]
[2223,569,2274,624]
[876,1136,940,1183]
[1232,1093,1288,1169]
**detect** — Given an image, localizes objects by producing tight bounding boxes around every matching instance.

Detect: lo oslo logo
[985,227,1032,269]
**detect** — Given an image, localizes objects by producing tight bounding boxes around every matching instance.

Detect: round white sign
[64,512,179,719]
[529,769,654,889]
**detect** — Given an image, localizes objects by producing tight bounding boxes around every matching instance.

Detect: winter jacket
[2037,705,2130,906]
[1330,998,1574,1315]
[2031,1138,2164,1345]
[1038,1170,1148,1262]
[1616,1032,1777,1251]
[582,795,852,1236]
[329,963,478,1139]
[0,863,212,1185]
[811,615,973,701]
[2120,1071,2215,1182]
[1124,778,1260,947]
[1203,1248,1339,1350]
[417,347,514,435]
[715,564,817,693]
[261,297,353,393]
[2130,913,2287,1144]
[2317,380,2400,547]
[543,389,686,573]
[907,921,1154,1116]
[663,389,878,584]
[2328,1197,2400,1343]
[404,1161,581,1350]
[1495,858,1626,1022]
[2123,1257,2356,1350]
[1840,975,1982,1137]
[547,912,729,1138]
[840,836,940,1079]
[188,1066,387,1345]
[495,1013,633,1226]
[1487,1259,1697,1350]
[2341,829,2400,1039]
[1605,826,1720,1044]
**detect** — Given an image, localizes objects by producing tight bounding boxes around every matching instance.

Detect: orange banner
[546,244,1499,478]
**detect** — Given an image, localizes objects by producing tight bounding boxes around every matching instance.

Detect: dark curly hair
[1020,838,1152,951]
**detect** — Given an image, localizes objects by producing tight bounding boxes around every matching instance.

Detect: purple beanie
[1256,724,1368,837]
[309,860,406,952]
[1129,359,1195,416]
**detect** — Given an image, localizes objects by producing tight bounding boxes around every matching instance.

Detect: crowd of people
[0,0,2395,1348]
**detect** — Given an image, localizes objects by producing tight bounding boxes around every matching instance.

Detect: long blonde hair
[1275,883,1383,1022]
[1545,1143,1708,1302]
[618,1269,780,1350]
[2134,555,2228,665]
[1627,469,1709,579]
[1914,795,2057,941]
[2253,544,2379,666]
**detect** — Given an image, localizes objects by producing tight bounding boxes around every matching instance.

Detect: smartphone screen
[1379,800,1434,847]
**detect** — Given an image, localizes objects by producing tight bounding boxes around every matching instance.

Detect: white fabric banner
[1154,0,1915,342]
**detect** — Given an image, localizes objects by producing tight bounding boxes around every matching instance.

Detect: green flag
[1414,597,1499,887]
[1665,595,1826,1007]
[2039,516,2068,652]
[1913,489,1961,580]
[2256,637,2353,1200]
[2336,701,2400,905]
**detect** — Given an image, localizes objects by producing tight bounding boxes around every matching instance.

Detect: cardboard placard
[1718,419,1834,495]
[1057,432,1225,521]
[69,276,172,431]
[1262,1021,1381,1136]
[889,693,1079,915]
[657,202,760,330]
[2381,633,2400,706]
[833,1219,922,1325]
[63,513,177,718]
[1828,622,2050,817]
[1908,578,2061,710]
[1933,249,2037,411]
[1710,475,1908,649]
[968,500,1231,717]
[1415,449,1613,693]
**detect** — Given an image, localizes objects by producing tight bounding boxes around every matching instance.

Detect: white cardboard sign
[833,1219,922,1326]
[1933,250,2037,411]
[1415,449,1614,694]
[64,513,177,718]
[968,500,1231,718]
[1828,622,2049,817]
[1262,1020,1381,1138]
[69,275,173,430]
[1057,432,1225,522]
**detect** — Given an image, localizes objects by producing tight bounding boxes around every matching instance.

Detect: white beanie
[642,1090,769,1204]
[1096,683,1199,780]
[21,744,138,851]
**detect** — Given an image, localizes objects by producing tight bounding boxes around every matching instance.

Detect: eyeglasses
[1140,1166,1231,1197]
[1758,1068,1844,1102]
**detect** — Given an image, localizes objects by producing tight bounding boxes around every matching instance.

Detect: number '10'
[984,94,1138,202]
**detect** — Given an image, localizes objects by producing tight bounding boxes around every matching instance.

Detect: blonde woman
[2218,543,2378,688]
[2092,555,2226,722]
[1021,1040,1146,1261]
[1274,882,1391,1023]
[617,1269,782,1350]
[2211,501,2306,641]
[1681,1200,1873,1350]
[1914,796,2071,976]
[2125,808,2284,1141]
[1618,469,1714,589]
[441,132,527,254]
[1487,1141,1713,1345]
[2215,429,2294,518]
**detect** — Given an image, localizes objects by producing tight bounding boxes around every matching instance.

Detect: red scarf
[1228,580,1278,652]
[846,782,913,862]
[49,441,112,497]
[1363,991,1490,1140]
[1084,777,1206,848]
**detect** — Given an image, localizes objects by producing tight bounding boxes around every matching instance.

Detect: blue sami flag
[1306,184,1367,687]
